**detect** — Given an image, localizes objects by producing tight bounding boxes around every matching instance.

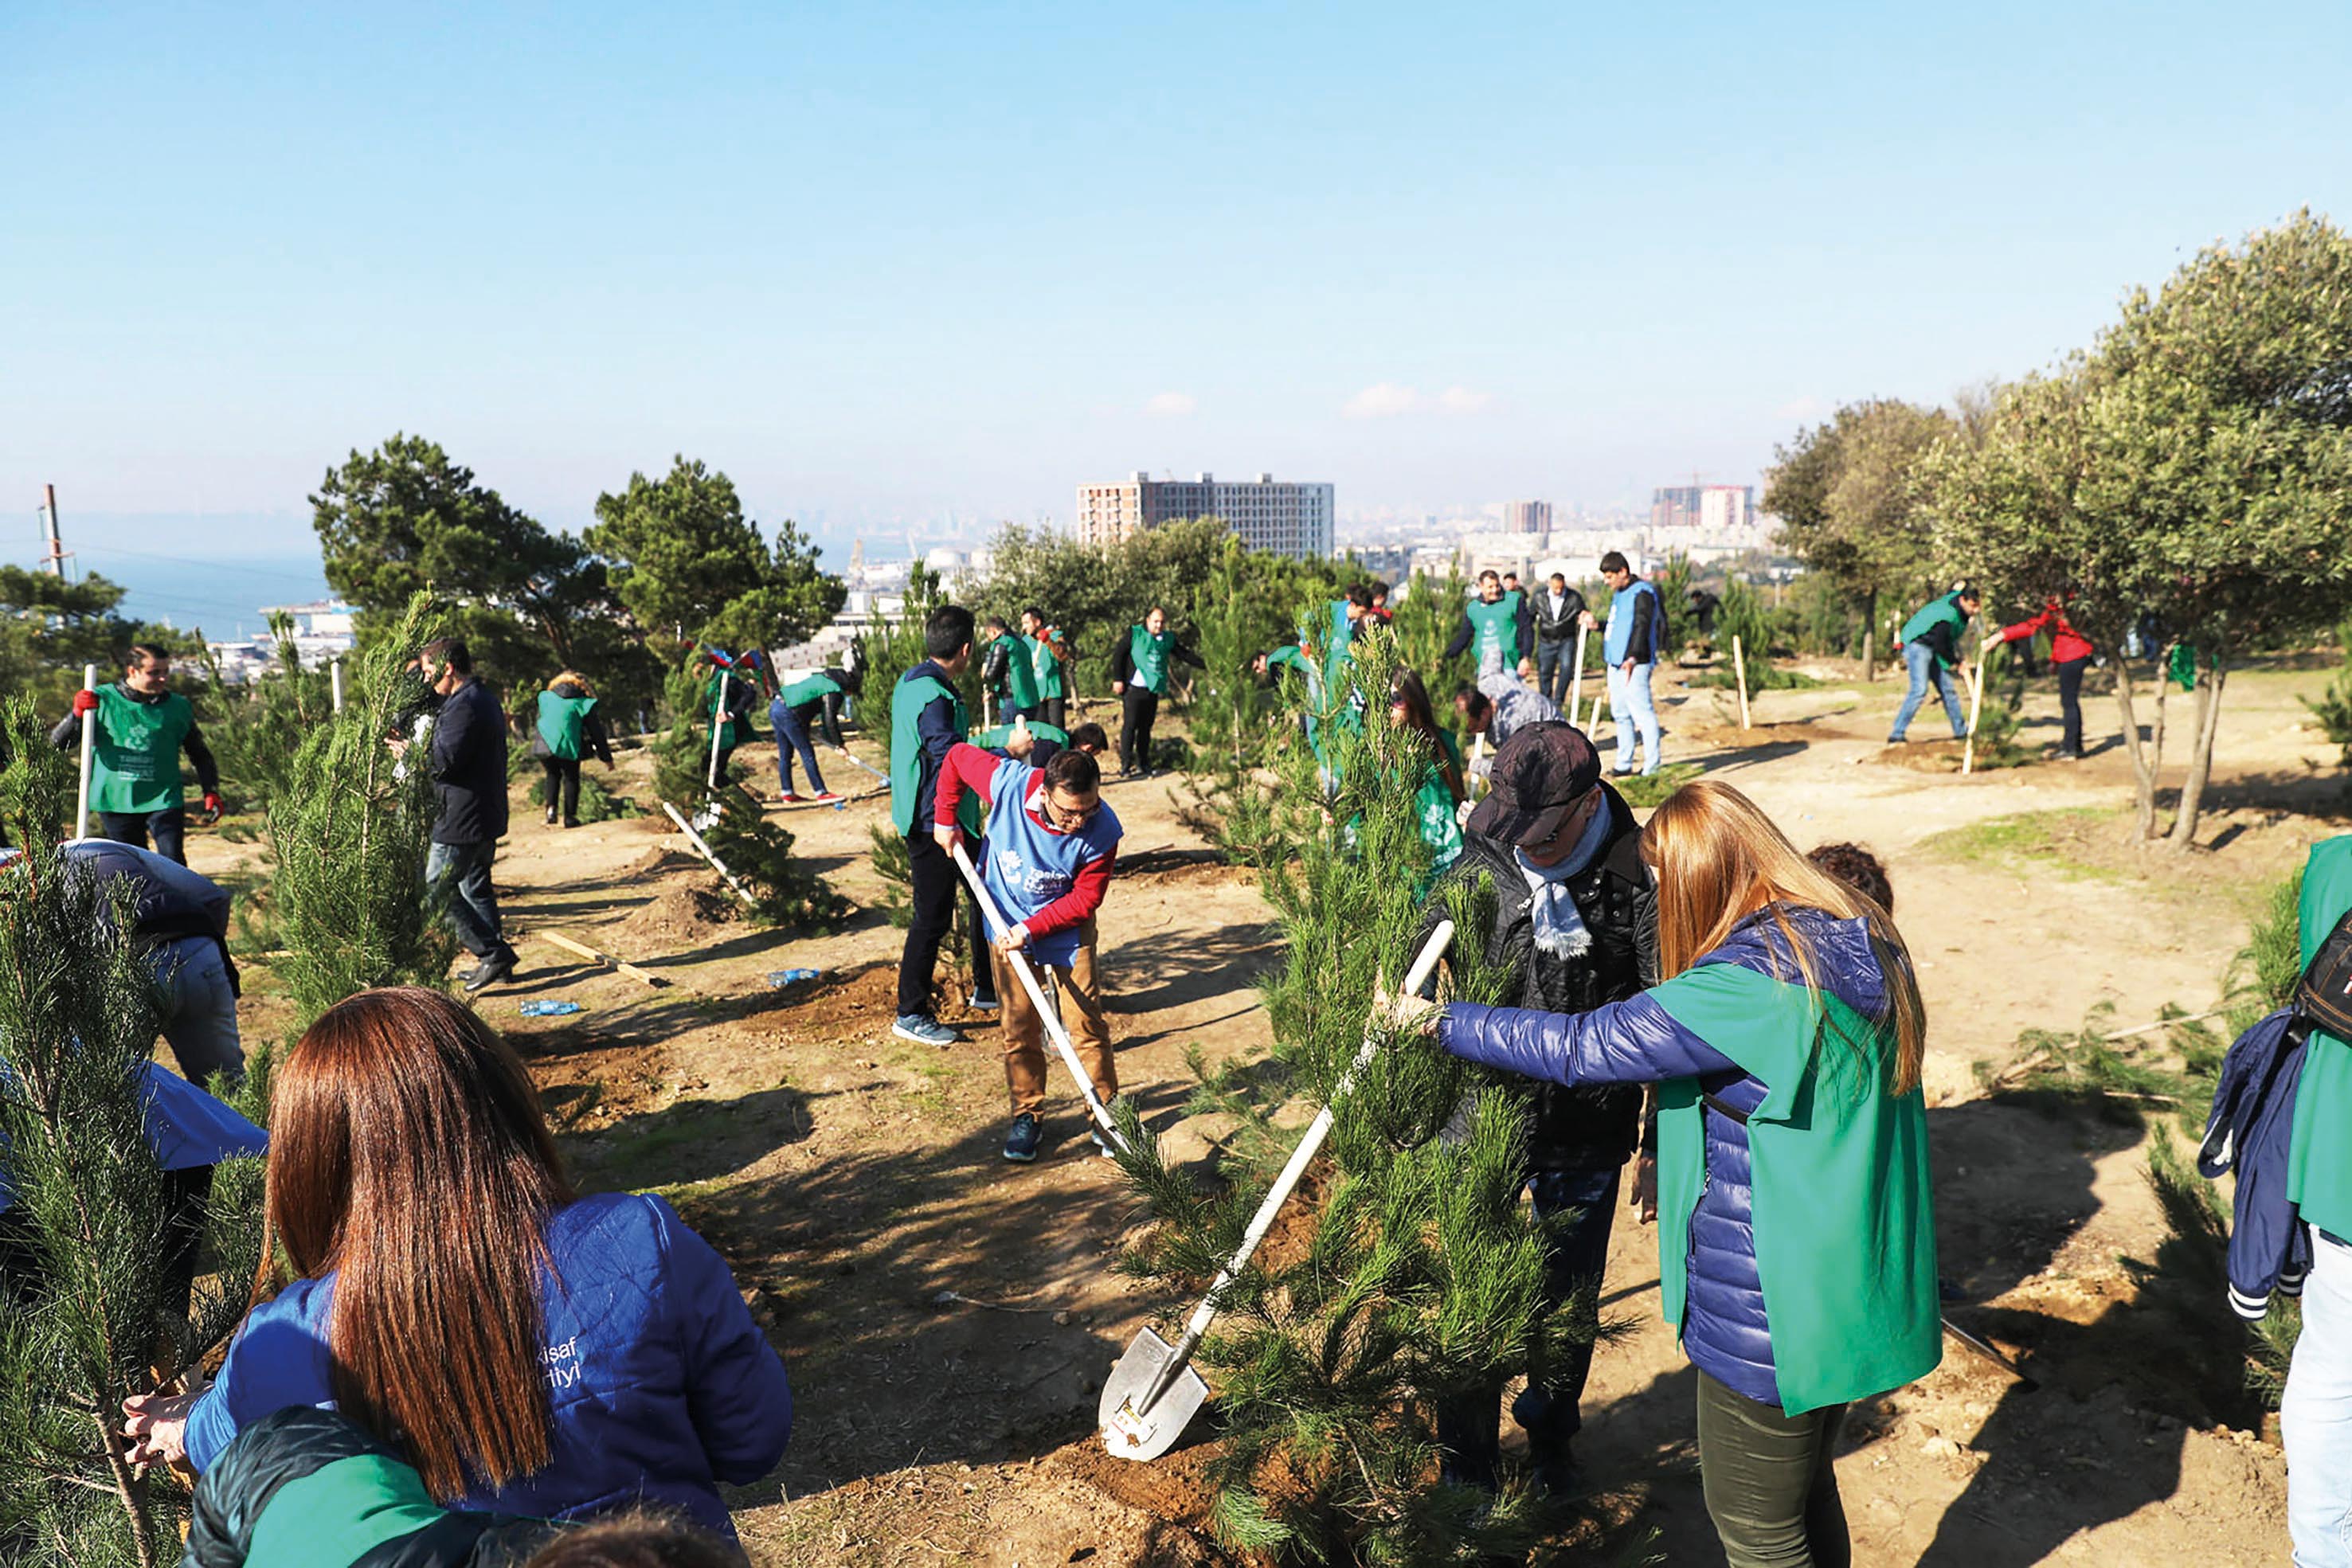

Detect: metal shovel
[949,842,1132,1156]
[1098,919,1457,1460]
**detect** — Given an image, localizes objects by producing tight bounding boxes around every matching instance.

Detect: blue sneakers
[892,1014,957,1047]
[1003,1112,1042,1163]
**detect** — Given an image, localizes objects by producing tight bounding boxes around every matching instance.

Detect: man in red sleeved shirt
[933,740,1124,1163]
[1997,596,2095,760]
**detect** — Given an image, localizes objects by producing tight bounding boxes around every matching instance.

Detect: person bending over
[1454,670,1563,783]
[770,666,860,804]
[1388,780,1937,1567]
[123,987,792,1543]
[933,742,1123,1163]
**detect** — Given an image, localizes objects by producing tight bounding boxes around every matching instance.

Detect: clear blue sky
[6,1,2346,572]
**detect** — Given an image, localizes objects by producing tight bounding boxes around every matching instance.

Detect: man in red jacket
[1996,597,2094,761]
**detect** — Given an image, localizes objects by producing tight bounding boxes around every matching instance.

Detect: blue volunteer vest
[1604,579,1661,665]
[976,756,1122,967]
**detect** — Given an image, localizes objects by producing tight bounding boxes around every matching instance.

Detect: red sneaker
[778,792,805,804]
[812,791,845,804]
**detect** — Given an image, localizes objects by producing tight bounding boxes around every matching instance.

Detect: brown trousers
[995,919,1116,1116]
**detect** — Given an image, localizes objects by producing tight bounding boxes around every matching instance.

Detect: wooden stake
[1731,635,1753,731]
[539,929,665,987]
[74,663,98,839]
[660,800,759,908]
[1568,623,1587,721]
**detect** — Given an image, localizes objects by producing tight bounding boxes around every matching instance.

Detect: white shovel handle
[951,841,1130,1153]
[1179,919,1455,1340]
[73,663,98,840]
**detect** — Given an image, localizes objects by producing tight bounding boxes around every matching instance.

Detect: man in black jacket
[1529,571,1587,708]
[402,637,518,992]
[1417,721,1656,1496]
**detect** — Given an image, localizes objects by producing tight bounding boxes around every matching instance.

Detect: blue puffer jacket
[1438,906,1891,1409]
[184,1191,791,1539]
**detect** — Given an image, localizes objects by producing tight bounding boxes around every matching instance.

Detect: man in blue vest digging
[931,737,1124,1163]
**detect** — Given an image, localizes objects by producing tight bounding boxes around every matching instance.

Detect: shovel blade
[1098,1328,1208,1462]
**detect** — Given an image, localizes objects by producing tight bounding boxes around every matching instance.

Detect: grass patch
[1685,666,1821,692]
[1613,762,1704,808]
[1916,807,2124,879]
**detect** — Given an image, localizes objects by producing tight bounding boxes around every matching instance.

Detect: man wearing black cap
[1414,721,1656,1496]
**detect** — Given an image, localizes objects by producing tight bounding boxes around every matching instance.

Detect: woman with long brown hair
[1388,668,1466,875]
[1387,780,1937,1568]
[121,987,792,1540]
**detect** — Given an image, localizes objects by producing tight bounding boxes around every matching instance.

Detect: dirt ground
[194,653,2351,1566]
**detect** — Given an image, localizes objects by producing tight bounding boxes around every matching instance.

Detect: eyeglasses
[1047,793,1101,828]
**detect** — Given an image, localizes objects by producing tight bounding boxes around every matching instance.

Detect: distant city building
[1075,471,1333,559]
[1504,499,1553,534]
[1651,484,1755,531]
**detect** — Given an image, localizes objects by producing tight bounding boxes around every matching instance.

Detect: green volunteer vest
[1899,596,1968,670]
[242,1452,457,1568]
[890,673,980,835]
[1031,633,1066,700]
[1128,625,1172,694]
[973,719,1070,750]
[90,686,194,815]
[1648,960,1941,1414]
[2289,835,2352,1238]
[1415,729,1464,872]
[1322,600,1356,691]
[1465,591,1523,667]
[781,672,842,709]
[1000,635,1041,709]
[534,692,596,761]
[706,673,746,747]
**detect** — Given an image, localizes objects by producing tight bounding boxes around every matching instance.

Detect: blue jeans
[1437,1164,1623,1488]
[1536,638,1574,708]
[425,838,507,960]
[1888,641,1965,741]
[152,936,244,1090]
[2287,1230,2352,1566]
[770,700,828,796]
[1607,662,1661,774]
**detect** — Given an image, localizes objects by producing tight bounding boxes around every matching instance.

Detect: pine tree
[695,785,851,931]
[1115,629,1606,1564]
[0,700,268,1567]
[266,595,459,1027]
[194,612,337,813]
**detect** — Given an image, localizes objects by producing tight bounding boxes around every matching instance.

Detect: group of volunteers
[45,551,2343,1568]
[1888,580,2098,761]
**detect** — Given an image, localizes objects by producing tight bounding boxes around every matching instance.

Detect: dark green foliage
[652,661,759,805]
[1390,564,1465,680]
[586,456,844,665]
[0,568,193,717]
[693,789,850,930]
[0,700,268,1566]
[867,823,915,929]
[265,596,459,1029]
[2233,866,2308,1031]
[311,435,659,716]
[1115,629,1622,1562]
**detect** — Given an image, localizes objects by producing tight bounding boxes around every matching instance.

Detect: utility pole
[39,485,73,579]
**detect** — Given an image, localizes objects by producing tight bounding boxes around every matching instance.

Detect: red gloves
[72,689,100,715]
[202,792,224,822]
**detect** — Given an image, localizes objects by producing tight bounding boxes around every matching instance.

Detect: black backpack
[2295,907,2352,1040]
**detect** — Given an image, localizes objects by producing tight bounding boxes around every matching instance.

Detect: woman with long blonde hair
[1391,779,1937,1567]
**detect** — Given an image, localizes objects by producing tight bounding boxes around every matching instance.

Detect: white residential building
[1075,471,1334,559]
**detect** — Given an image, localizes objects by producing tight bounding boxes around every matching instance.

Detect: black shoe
[464,947,519,993]
[545,806,559,825]
[562,816,581,828]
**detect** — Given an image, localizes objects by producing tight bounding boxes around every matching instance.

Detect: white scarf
[1516,801,1614,958]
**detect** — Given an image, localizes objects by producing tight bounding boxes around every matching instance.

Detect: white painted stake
[330,659,345,713]
[1732,635,1753,731]
[1962,648,1987,776]
[74,663,98,839]
[659,799,759,907]
[1568,622,1587,721]
[705,669,734,790]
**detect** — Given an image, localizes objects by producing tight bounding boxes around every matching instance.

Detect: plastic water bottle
[518,1000,585,1017]
[768,968,823,989]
